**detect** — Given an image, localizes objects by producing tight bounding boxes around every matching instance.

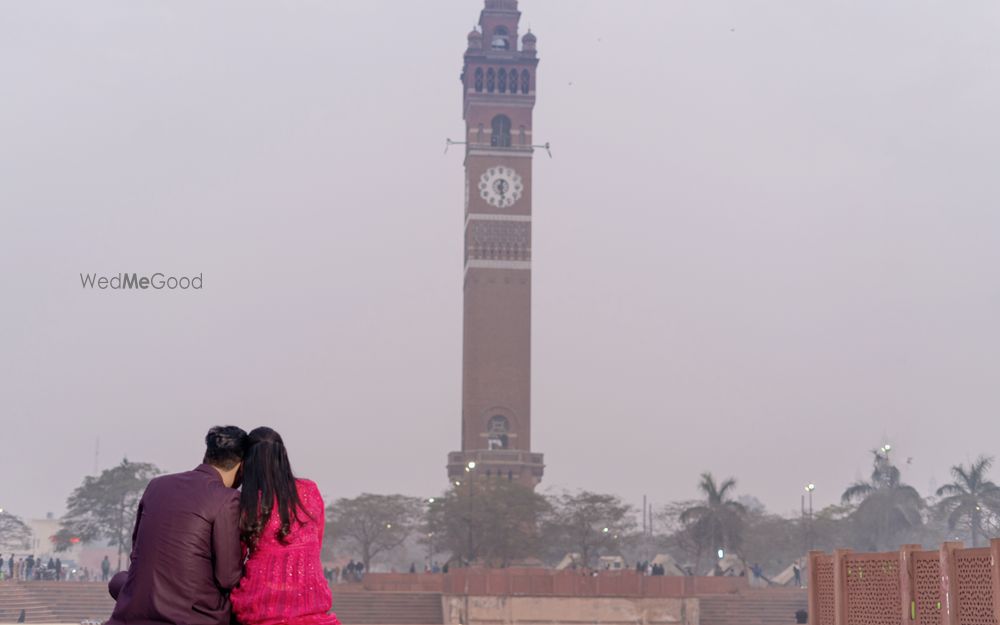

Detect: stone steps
[0,582,114,623]
[0,584,59,624]
[699,590,807,625]
[331,591,444,625]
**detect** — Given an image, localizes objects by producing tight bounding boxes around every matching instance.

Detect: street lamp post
[804,484,815,551]
[464,461,476,566]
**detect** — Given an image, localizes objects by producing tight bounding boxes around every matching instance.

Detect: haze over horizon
[3,0,1000,522]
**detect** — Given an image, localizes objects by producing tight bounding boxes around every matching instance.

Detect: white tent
[771,559,806,587]
[650,553,688,576]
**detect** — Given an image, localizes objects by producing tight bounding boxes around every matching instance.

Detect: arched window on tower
[498,68,507,94]
[486,415,509,450]
[520,70,530,94]
[491,26,510,50]
[474,67,484,92]
[491,115,512,148]
[486,67,495,93]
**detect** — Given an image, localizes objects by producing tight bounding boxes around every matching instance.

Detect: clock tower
[447,0,544,488]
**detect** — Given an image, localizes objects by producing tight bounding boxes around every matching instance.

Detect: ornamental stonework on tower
[447,0,544,488]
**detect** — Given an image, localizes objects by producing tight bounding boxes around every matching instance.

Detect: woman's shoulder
[294,478,325,515]
[295,478,322,499]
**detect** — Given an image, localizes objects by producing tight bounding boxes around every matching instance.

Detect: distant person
[101,556,111,582]
[107,426,248,625]
[7,554,12,579]
[229,427,341,625]
[55,558,62,581]
[25,555,34,580]
[793,562,802,587]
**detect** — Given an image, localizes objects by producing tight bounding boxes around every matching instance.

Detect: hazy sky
[3,0,1000,522]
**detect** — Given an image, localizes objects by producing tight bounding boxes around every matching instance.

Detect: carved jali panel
[845,556,901,625]
[955,550,996,625]
[912,554,941,625]
[816,556,836,625]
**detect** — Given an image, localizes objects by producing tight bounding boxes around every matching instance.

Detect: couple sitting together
[107,426,340,625]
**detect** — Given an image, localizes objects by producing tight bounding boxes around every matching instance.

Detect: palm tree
[841,449,923,551]
[935,456,1000,547]
[680,473,746,570]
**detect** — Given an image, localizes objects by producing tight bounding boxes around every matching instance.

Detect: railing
[447,450,545,465]
[807,540,1000,625]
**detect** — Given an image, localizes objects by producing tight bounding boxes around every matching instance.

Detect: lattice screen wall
[955,549,996,625]
[815,555,836,625]
[844,555,901,625]
[912,553,940,625]
[808,543,1000,625]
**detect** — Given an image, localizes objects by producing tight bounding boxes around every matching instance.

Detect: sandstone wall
[442,595,699,625]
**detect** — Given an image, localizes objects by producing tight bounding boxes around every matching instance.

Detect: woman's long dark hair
[239,427,310,547]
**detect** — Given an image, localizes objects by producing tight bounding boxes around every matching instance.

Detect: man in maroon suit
[107,426,248,625]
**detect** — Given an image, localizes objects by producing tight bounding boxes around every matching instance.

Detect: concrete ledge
[442,595,698,625]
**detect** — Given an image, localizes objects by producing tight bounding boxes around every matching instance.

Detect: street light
[803,483,815,552]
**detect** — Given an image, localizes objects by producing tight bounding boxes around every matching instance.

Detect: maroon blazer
[107,464,242,625]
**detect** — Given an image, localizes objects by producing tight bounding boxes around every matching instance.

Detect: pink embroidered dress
[231,479,340,625]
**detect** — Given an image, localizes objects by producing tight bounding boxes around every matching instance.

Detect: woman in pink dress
[231,427,340,625]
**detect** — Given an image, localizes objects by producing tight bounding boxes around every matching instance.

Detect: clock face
[478,166,523,209]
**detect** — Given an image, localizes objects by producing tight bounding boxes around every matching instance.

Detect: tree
[327,494,423,571]
[0,510,31,551]
[544,491,635,568]
[424,480,549,567]
[739,509,801,577]
[679,473,746,571]
[58,458,160,570]
[841,449,923,551]
[656,500,704,570]
[935,456,1000,547]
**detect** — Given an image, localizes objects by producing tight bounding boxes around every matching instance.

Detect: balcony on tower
[447,449,545,488]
